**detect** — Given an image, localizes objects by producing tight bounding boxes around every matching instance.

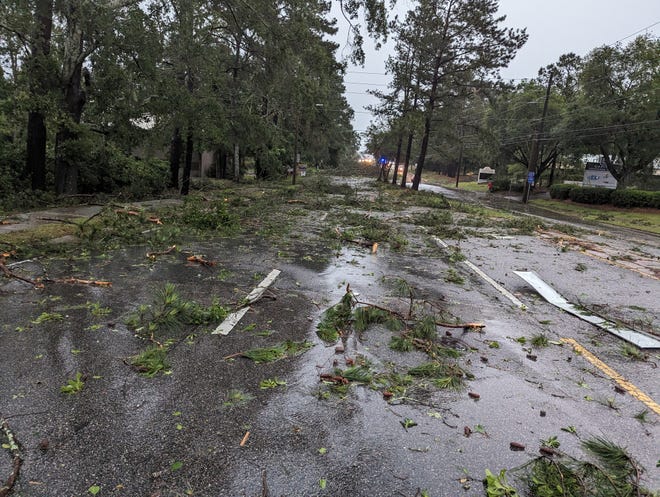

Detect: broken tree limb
[45,278,112,287]
[0,418,23,497]
[435,320,485,330]
[0,259,43,289]
[146,245,177,259]
[186,255,216,267]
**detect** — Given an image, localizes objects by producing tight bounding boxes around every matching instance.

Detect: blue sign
[527,171,535,184]
[379,156,387,165]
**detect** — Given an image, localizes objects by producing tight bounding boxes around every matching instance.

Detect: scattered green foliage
[316,291,354,343]
[126,284,228,338]
[633,409,648,423]
[575,262,588,272]
[484,469,518,497]
[259,378,287,389]
[531,333,549,348]
[540,436,560,449]
[521,437,653,497]
[444,268,465,285]
[401,417,417,429]
[621,344,644,360]
[130,346,170,377]
[223,390,254,408]
[241,340,313,363]
[31,312,64,324]
[60,372,85,395]
[353,306,402,333]
[389,335,414,352]
[338,366,373,383]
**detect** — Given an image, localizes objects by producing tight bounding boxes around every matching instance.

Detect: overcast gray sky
[332,0,660,146]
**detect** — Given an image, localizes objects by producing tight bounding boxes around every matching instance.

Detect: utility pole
[522,71,554,203]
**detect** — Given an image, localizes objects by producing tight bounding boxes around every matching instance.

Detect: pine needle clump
[518,436,654,497]
[408,361,466,390]
[131,346,170,377]
[126,283,229,338]
[337,365,373,384]
[241,340,313,363]
[316,291,354,343]
[353,305,403,333]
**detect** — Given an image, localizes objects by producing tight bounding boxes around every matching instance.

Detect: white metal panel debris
[514,270,660,349]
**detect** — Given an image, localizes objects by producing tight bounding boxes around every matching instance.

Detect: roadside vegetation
[531,199,660,235]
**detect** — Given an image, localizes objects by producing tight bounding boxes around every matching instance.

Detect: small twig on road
[0,417,23,497]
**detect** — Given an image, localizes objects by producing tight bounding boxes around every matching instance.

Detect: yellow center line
[561,338,660,416]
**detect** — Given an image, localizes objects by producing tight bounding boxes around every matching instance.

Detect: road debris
[0,256,43,288]
[186,255,216,267]
[212,269,281,336]
[515,271,660,349]
[146,245,177,259]
[0,417,22,497]
[46,277,112,287]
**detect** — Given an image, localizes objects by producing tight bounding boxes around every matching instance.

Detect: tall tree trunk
[169,127,182,188]
[548,154,557,187]
[25,0,53,191]
[180,130,193,195]
[400,132,414,188]
[233,143,240,182]
[26,112,48,190]
[389,134,403,184]
[55,5,88,195]
[412,110,433,191]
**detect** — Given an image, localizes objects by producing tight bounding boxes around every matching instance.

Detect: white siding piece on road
[514,270,660,350]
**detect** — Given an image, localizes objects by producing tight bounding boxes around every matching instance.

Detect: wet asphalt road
[1,180,658,497]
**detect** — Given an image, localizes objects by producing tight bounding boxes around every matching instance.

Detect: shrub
[490,178,510,192]
[549,184,577,200]
[568,187,613,205]
[610,189,660,209]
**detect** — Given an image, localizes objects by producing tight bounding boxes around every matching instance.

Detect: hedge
[568,187,613,205]
[549,184,577,200]
[610,189,660,209]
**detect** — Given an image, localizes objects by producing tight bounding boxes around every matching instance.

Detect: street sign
[527,172,535,184]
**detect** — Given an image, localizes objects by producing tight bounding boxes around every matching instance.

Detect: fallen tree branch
[435,320,485,330]
[0,259,44,289]
[0,417,23,497]
[44,278,112,287]
[320,373,349,385]
[146,245,177,259]
[35,217,80,226]
[186,255,216,267]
